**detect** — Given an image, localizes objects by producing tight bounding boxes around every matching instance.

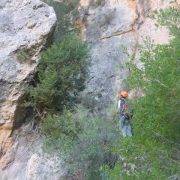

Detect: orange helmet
[119,90,128,98]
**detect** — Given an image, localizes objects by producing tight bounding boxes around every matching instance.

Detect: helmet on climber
[118,90,128,98]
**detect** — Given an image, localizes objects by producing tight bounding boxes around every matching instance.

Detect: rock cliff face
[79,0,172,111]
[0,0,58,178]
[0,0,56,151]
[0,0,178,179]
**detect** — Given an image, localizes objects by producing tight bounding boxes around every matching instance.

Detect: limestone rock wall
[0,0,56,170]
[78,0,175,111]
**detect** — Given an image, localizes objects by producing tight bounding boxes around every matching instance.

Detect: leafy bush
[101,7,180,179]
[26,0,88,113]
[42,109,81,152]
[29,34,88,112]
[42,106,121,178]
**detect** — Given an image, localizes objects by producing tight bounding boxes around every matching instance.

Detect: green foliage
[101,7,180,179]
[29,34,88,112]
[155,7,180,32]
[42,106,121,178]
[17,49,30,62]
[26,1,88,113]
[17,46,37,63]
[42,109,81,152]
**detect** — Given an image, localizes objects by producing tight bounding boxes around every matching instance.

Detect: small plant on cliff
[17,47,37,63]
[17,49,30,62]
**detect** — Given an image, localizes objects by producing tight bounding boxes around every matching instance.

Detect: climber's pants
[119,115,132,137]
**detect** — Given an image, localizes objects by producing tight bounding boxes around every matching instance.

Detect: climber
[117,90,133,137]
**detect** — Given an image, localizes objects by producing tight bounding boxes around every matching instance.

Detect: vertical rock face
[0,1,65,179]
[79,0,137,111]
[79,0,173,111]
[0,0,56,163]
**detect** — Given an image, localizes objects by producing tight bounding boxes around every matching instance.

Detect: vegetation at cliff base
[42,107,121,178]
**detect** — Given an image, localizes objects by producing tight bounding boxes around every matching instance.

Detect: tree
[29,34,88,113]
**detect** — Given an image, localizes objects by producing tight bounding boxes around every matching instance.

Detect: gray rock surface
[79,0,171,112]
[0,0,57,178]
[0,0,56,154]
[79,0,136,112]
[0,123,64,180]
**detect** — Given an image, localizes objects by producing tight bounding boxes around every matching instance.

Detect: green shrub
[42,106,121,178]
[29,34,88,113]
[42,109,81,152]
[26,1,88,113]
